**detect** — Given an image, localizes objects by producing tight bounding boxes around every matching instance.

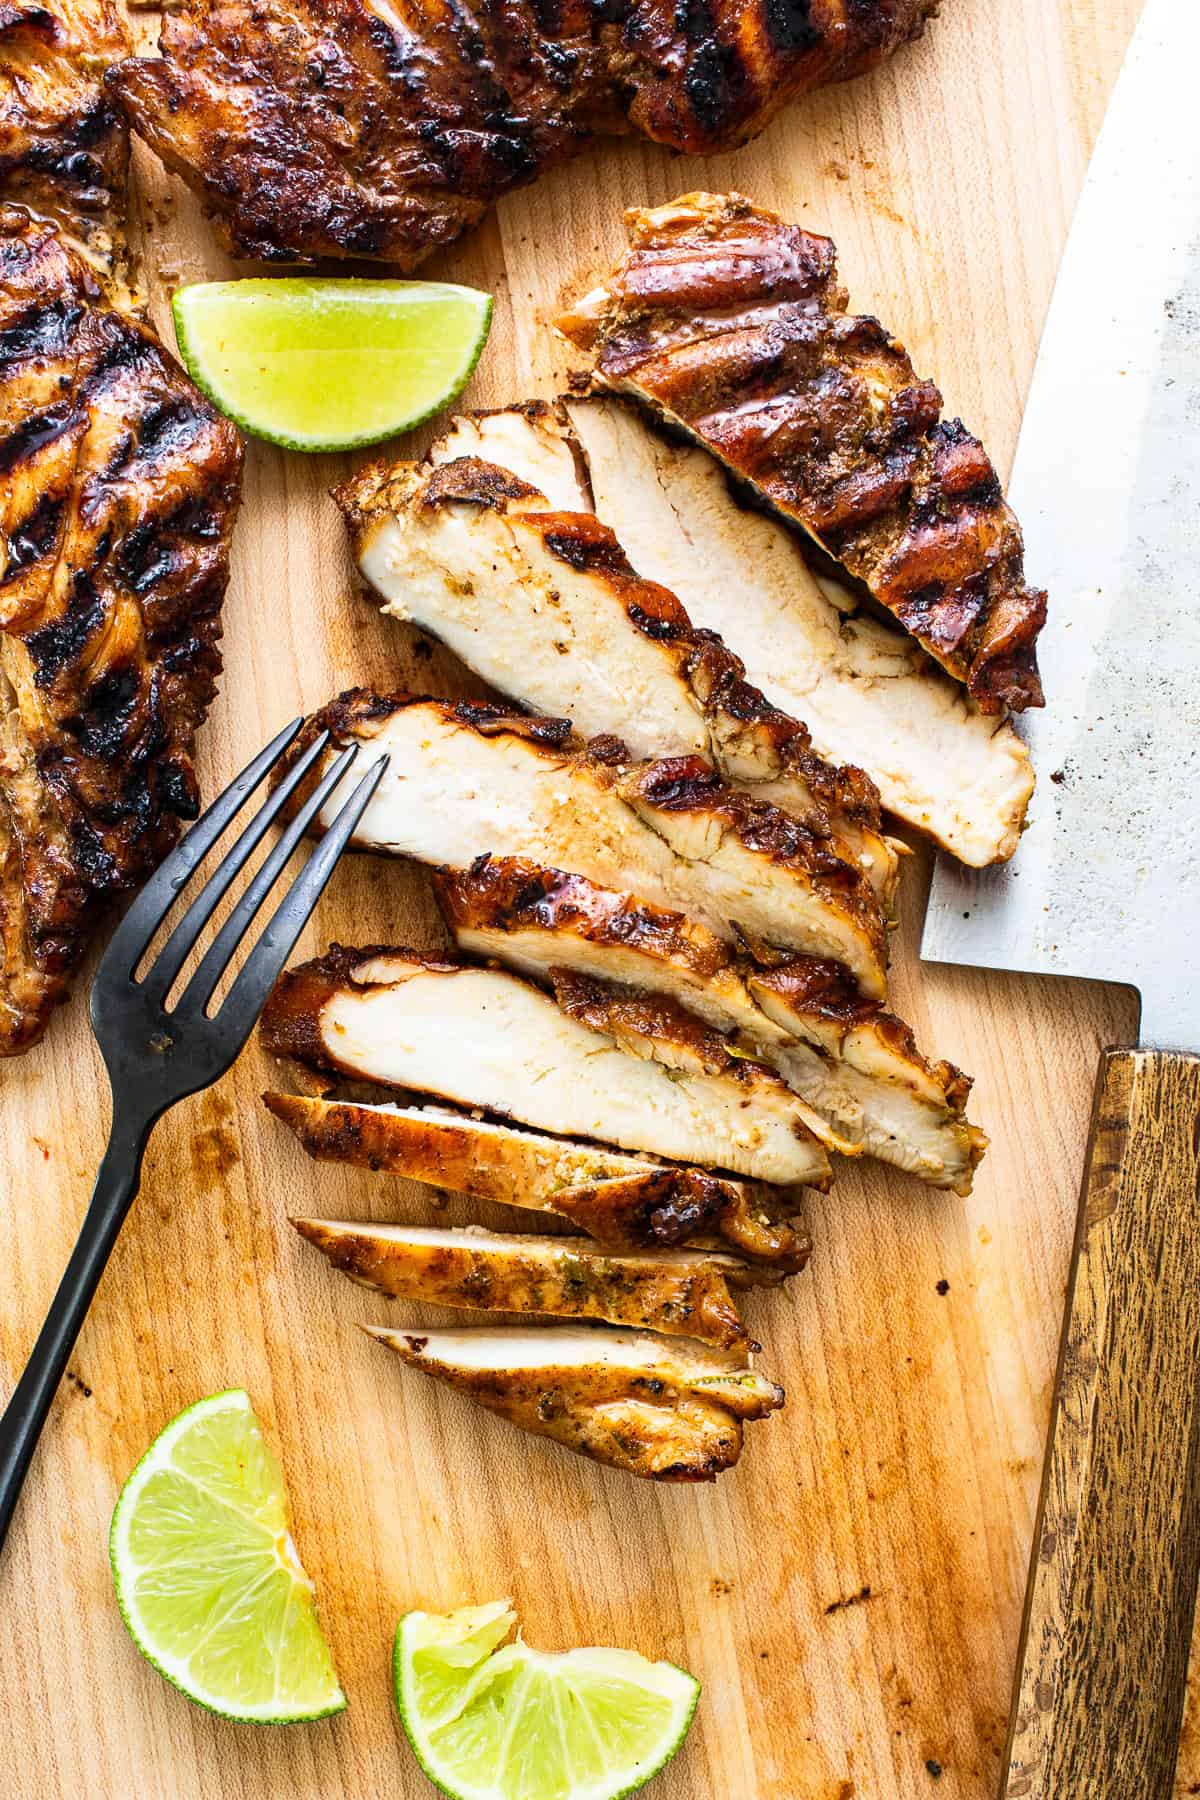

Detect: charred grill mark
[65,93,124,152]
[23,579,106,687]
[453,698,576,746]
[87,324,151,383]
[166,495,225,540]
[116,527,180,597]
[145,757,197,819]
[633,756,724,812]
[101,396,208,477]
[63,663,139,760]
[62,808,119,887]
[678,0,744,137]
[425,458,540,510]
[625,602,681,641]
[0,400,80,473]
[3,491,65,578]
[0,298,85,372]
[762,0,819,53]
[22,141,108,195]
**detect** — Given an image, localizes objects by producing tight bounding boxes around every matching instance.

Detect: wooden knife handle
[1001,1048,1200,1799]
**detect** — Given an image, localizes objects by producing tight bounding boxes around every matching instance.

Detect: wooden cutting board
[3,2,1181,1794]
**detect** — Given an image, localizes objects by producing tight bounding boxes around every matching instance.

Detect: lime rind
[171,278,493,453]
[394,1604,700,1800]
[110,1389,346,1724]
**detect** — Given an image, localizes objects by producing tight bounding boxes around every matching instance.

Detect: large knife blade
[922,2,1200,1795]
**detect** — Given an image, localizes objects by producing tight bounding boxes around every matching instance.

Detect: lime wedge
[172,278,493,451]
[394,1601,699,1800]
[109,1389,346,1723]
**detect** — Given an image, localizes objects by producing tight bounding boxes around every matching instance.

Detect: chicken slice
[263,1095,812,1269]
[559,395,1034,867]
[336,439,900,910]
[293,1218,756,1347]
[450,396,1032,868]
[559,192,1046,717]
[435,858,985,1192]
[365,1323,784,1480]
[260,946,833,1188]
[287,691,890,999]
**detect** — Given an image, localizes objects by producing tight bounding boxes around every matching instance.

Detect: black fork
[0,719,385,1555]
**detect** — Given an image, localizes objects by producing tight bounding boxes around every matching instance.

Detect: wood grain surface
[0,2,1170,1796]
[1002,1051,1200,1800]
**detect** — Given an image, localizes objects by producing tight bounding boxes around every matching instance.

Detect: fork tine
[98,716,306,981]
[172,740,362,1018]
[213,755,390,1043]
[138,727,333,1004]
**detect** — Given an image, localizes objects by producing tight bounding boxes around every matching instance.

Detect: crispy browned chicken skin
[107,0,936,265]
[559,192,1046,713]
[0,209,242,1052]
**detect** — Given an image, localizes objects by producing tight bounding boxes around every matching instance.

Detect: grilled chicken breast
[294,1218,757,1347]
[560,193,1047,716]
[436,858,985,1192]
[283,690,891,998]
[0,0,130,274]
[337,433,901,909]
[109,1,934,267]
[365,1323,784,1480]
[264,1095,813,1267]
[0,209,242,1052]
[260,945,833,1185]
[435,398,1033,867]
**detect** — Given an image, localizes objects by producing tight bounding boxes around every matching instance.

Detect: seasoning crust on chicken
[293,1217,756,1347]
[0,209,242,1053]
[264,1094,813,1267]
[366,1323,785,1480]
[559,192,1046,715]
[107,0,935,266]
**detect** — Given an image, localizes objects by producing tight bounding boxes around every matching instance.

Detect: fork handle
[0,1112,150,1556]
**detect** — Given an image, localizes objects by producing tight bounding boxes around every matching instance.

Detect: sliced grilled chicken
[260,946,833,1187]
[433,398,1033,868]
[436,858,986,1192]
[294,1218,757,1347]
[365,1324,784,1481]
[285,691,890,998]
[0,0,131,277]
[0,209,242,1052]
[559,193,1047,717]
[263,1095,812,1268]
[336,445,901,909]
